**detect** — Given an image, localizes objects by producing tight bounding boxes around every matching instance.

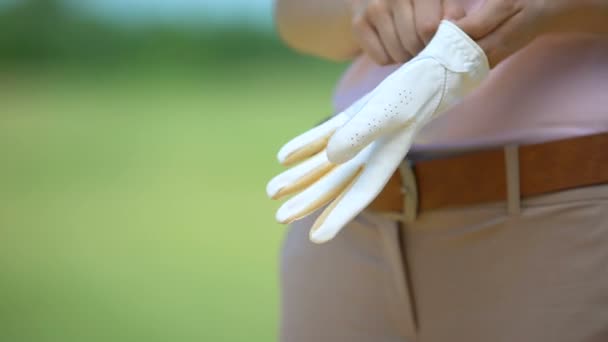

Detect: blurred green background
[0,1,348,341]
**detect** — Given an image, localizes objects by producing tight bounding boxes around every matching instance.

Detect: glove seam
[441,20,489,70]
[431,67,449,122]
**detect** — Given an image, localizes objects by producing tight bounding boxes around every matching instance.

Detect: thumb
[456,0,522,40]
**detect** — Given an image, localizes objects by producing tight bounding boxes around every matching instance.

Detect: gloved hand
[267,20,489,243]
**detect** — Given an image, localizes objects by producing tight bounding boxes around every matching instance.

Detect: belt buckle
[399,159,418,223]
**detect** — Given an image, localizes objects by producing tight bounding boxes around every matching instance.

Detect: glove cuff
[420,20,489,79]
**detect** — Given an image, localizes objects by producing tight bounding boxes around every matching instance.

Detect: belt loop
[504,145,521,216]
[399,160,418,224]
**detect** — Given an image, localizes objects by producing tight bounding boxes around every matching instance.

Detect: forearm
[274,0,360,61]
[544,0,608,34]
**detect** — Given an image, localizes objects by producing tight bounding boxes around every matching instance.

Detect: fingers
[310,127,417,243]
[274,150,369,224]
[455,0,535,67]
[266,151,335,200]
[474,10,532,68]
[352,15,392,65]
[368,4,411,63]
[413,0,442,44]
[456,0,523,40]
[351,0,417,65]
[277,112,349,166]
[277,92,373,166]
[326,57,443,163]
[351,0,470,64]
[309,168,363,242]
[442,0,466,21]
[392,0,424,56]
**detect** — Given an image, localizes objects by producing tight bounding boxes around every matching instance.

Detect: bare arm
[275,0,467,64]
[457,0,608,67]
[546,0,608,34]
[274,0,360,61]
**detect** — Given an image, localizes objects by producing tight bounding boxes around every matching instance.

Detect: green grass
[0,62,346,342]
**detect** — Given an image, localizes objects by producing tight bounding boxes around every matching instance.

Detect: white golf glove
[267,20,489,243]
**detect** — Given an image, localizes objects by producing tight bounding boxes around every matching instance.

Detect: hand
[455,0,608,67]
[267,21,489,243]
[266,93,418,243]
[350,0,466,65]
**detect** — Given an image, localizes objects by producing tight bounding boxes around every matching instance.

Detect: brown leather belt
[368,132,608,214]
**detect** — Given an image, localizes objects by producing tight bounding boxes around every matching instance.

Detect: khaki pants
[280,183,608,342]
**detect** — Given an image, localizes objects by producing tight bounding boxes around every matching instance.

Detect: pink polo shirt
[333,32,608,152]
